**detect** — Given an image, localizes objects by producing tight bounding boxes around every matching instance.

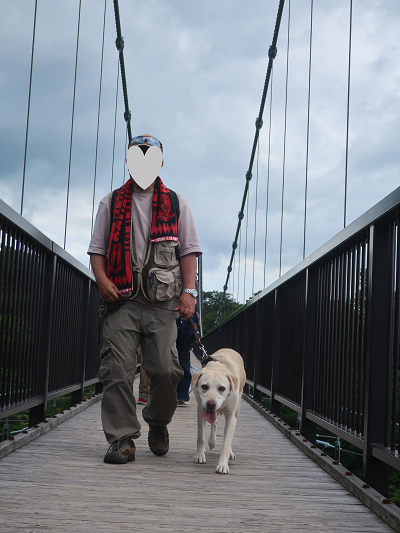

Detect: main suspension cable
[64,0,82,250]
[91,0,107,236]
[21,0,38,217]
[113,0,132,143]
[215,0,286,325]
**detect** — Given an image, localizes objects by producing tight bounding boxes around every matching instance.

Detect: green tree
[201,291,242,336]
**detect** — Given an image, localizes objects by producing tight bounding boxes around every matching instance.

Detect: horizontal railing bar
[47,384,82,401]
[84,378,100,388]
[372,445,400,472]
[0,200,95,281]
[214,185,400,330]
[306,411,365,451]
[0,397,43,420]
[52,242,94,279]
[246,378,254,387]
[256,384,271,396]
[273,393,301,414]
[0,199,52,250]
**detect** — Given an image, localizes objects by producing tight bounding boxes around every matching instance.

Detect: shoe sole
[104,453,135,464]
[149,448,168,456]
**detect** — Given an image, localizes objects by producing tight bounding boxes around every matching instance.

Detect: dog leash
[189,316,216,368]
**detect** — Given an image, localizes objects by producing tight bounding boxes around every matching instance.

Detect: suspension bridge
[1,1,400,531]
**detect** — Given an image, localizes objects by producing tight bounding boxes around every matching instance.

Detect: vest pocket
[147,265,182,302]
[153,241,179,266]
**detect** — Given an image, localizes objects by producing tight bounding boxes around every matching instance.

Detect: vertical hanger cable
[64,0,82,249]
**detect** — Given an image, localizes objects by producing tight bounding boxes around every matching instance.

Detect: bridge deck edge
[243,393,400,533]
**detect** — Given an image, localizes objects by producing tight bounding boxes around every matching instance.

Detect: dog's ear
[189,370,202,394]
[227,373,238,398]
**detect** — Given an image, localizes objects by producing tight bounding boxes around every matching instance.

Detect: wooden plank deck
[0,377,393,532]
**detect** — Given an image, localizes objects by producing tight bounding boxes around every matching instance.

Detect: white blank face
[126,145,163,189]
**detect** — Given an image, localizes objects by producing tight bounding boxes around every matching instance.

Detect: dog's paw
[208,437,216,450]
[216,462,229,474]
[194,452,206,464]
[229,451,236,460]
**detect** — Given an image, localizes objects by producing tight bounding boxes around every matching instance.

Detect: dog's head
[190,362,238,423]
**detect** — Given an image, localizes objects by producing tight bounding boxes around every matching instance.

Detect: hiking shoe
[177,399,189,407]
[148,425,169,456]
[137,395,149,405]
[104,437,136,464]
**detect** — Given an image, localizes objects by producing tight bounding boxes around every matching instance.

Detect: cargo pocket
[153,241,180,266]
[98,345,113,385]
[147,263,182,302]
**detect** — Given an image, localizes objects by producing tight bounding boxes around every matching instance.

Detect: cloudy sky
[1,0,399,302]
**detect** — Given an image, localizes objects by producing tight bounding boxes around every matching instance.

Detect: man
[88,134,202,464]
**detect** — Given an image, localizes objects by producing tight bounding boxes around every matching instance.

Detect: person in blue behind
[176,312,200,406]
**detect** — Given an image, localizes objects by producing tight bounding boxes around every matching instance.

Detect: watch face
[192,289,198,298]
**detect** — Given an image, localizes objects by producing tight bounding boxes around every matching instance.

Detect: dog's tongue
[204,410,218,424]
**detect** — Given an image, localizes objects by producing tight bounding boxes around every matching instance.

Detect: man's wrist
[182,288,198,298]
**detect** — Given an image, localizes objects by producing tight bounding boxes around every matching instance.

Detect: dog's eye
[201,384,209,391]
[218,386,226,393]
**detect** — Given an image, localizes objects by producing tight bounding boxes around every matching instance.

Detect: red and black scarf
[107,177,178,293]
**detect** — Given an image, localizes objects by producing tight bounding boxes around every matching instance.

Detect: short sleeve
[87,193,111,256]
[177,195,202,257]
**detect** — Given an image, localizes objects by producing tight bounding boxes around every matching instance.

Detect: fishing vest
[108,189,182,302]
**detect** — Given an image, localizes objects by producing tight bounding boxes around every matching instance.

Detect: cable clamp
[268,45,277,59]
[255,117,263,130]
[227,266,232,273]
[246,171,252,182]
[115,36,125,51]
[124,110,131,122]
[238,211,244,220]
[232,242,238,250]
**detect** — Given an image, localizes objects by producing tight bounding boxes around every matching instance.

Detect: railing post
[270,289,282,417]
[300,268,317,443]
[71,277,91,405]
[253,300,264,403]
[29,254,57,427]
[363,222,391,497]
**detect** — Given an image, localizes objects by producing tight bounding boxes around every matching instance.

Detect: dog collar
[201,356,217,368]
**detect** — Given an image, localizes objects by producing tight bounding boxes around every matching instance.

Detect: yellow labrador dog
[191,349,246,474]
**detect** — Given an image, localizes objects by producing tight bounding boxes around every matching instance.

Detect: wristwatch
[182,288,198,298]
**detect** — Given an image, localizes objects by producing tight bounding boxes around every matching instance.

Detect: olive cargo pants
[98,293,184,444]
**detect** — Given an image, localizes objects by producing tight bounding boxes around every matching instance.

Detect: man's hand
[97,276,121,302]
[175,292,196,320]
[90,253,120,302]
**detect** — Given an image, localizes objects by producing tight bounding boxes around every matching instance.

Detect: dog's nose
[206,400,216,411]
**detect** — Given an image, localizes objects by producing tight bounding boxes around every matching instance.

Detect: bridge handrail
[0,199,101,427]
[201,185,400,498]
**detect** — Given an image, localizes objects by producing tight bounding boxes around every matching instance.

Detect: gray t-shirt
[88,185,202,263]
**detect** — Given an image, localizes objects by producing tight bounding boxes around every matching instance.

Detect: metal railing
[0,199,101,427]
[199,186,400,498]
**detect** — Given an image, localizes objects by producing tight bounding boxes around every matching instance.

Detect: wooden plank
[0,364,393,533]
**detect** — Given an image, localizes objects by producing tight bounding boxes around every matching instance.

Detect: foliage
[0,386,96,442]
[201,291,242,336]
